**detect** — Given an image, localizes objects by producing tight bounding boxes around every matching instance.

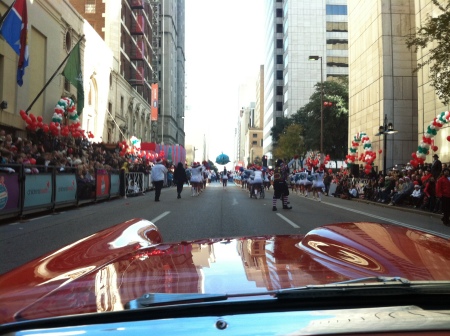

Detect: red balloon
[29,158,36,165]
[432,145,438,151]
[447,135,450,142]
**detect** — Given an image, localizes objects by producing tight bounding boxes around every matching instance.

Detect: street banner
[0,173,20,212]
[151,83,158,121]
[54,174,77,204]
[23,174,52,208]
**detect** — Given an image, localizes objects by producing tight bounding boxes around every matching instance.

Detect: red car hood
[1,220,450,323]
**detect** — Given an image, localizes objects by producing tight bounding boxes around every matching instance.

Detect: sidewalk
[349,196,442,219]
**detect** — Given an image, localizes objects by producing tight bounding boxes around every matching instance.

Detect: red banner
[151,83,158,121]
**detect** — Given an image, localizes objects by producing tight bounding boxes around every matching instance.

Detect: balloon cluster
[410,111,450,167]
[345,132,376,174]
[118,139,166,163]
[20,97,88,139]
[305,151,330,171]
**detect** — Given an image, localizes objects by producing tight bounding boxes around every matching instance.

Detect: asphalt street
[0,181,448,275]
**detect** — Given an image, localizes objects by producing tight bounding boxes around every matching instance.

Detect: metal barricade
[125,172,145,196]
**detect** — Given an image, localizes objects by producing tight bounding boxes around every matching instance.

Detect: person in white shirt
[151,158,168,202]
[249,167,264,197]
[190,162,203,196]
[221,167,228,188]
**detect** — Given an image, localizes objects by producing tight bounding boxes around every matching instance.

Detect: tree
[405,0,450,104]
[270,116,292,143]
[273,124,305,160]
[292,78,349,159]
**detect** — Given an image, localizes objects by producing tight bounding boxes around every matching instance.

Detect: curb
[350,197,442,219]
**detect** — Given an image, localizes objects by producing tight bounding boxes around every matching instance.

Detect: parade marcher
[272,159,292,211]
[221,167,228,188]
[249,166,264,197]
[436,168,450,226]
[190,162,203,196]
[312,165,326,201]
[151,158,168,202]
[173,162,188,199]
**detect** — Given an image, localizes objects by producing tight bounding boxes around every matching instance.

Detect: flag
[62,42,84,114]
[0,0,29,86]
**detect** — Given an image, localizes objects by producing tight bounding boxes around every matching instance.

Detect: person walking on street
[151,158,168,202]
[272,159,292,211]
[222,167,228,188]
[436,168,450,226]
[173,162,188,199]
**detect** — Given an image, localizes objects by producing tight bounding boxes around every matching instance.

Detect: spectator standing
[173,162,188,199]
[422,176,437,211]
[431,154,442,180]
[324,172,332,196]
[151,158,168,202]
[436,168,450,226]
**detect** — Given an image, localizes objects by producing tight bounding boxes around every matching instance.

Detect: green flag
[62,43,84,114]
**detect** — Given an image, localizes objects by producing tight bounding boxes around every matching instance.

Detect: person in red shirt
[436,168,450,226]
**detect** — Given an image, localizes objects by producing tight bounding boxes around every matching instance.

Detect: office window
[276,55,283,64]
[276,9,283,17]
[276,86,283,95]
[253,133,257,138]
[276,39,283,49]
[276,70,283,80]
[326,22,348,32]
[85,0,96,13]
[276,24,283,33]
[276,102,283,111]
[252,141,257,145]
[326,5,347,15]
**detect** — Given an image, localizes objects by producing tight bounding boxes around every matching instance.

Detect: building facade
[70,0,186,146]
[263,0,348,165]
[348,0,418,172]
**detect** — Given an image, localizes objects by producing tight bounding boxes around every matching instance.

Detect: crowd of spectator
[331,159,448,213]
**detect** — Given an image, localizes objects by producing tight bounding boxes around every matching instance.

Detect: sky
[184,1,265,167]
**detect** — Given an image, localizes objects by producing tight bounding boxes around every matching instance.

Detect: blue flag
[0,0,29,86]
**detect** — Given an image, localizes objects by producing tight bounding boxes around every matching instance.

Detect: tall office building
[263,0,348,164]
[69,0,185,146]
[348,1,418,173]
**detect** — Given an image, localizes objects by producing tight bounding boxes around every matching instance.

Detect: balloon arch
[410,110,450,168]
[345,110,450,174]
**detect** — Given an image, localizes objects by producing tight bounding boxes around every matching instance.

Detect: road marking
[9,214,60,225]
[232,198,238,205]
[277,213,300,228]
[324,202,450,239]
[151,211,170,223]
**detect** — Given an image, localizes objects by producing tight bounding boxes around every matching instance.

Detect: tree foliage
[292,78,349,159]
[405,0,450,104]
[273,124,305,160]
[270,78,349,160]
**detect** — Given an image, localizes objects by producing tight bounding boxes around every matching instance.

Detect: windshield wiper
[328,276,411,285]
[275,278,450,299]
[125,279,450,309]
[126,293,228,309]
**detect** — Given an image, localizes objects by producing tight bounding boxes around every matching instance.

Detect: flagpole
[0,1,15,28]
[25,34,85,114]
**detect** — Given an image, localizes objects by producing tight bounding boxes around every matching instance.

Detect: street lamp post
[375,114,398,175]
[308,55,323,153]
